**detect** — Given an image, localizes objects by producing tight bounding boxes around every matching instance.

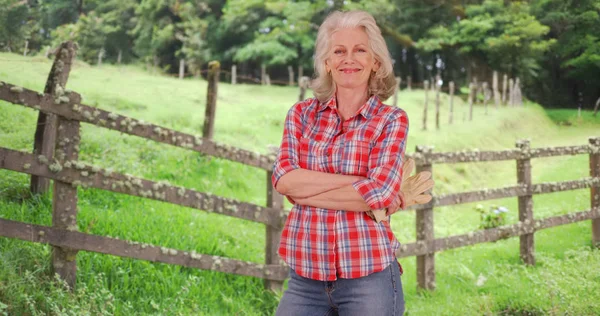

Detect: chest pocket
[299,136,329,172]
[341,139,371,176]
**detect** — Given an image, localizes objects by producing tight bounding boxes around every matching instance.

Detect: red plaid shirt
[272,95,409,281]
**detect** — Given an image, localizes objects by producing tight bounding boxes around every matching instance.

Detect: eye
[334,49,344,54]
[357,48,367,53]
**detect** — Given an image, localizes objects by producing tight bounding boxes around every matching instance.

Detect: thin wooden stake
[422,80,429,130]
[392,76,401,107]
[502,74,508,105]
[179,59,185,79]
[261,65,266,85]
[203,61,220,140]
[448,81,455,124]
[435,81,441,130]
[288,65,294,86]
[407,76,412,91]
[231,65,237,85]
[468,82,475,121]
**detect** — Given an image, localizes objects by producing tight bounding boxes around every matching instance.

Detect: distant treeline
[1,0,598,108]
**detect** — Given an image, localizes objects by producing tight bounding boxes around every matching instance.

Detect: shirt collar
[318,94,381,119]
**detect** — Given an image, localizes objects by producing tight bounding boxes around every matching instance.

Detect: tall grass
[1,52,599,315]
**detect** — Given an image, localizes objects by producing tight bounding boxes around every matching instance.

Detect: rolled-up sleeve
[272,102,304,189]
[352,110,409,210]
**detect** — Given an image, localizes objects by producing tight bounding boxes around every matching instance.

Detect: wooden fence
[0,42,599,293]
[399,140,600,289]
[0,42,288,291]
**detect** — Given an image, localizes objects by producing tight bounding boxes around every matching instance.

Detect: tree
[531,0,600,107]
[417,0,554,86]
[0,0,31,52]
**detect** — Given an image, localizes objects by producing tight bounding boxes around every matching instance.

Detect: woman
[272,10,433,315]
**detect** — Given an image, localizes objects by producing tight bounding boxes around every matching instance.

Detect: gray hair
[312,10,396,103]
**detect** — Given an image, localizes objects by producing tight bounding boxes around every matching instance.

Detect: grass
[1,52,600,315]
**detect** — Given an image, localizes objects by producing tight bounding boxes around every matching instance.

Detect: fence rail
[0,41,599,292]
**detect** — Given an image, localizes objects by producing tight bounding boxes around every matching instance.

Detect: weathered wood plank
[0,218,288,281]
[0,147,284,228]
[0,84,274,170]
[590,137,600,246]
[51,105,81,288]
[407,178,600,211]
[415,146,435,290]
[397,208,600,258]
[516,140,535,265]
[31,41,76,195]
[265,171,285,291]
[202,61,219,140]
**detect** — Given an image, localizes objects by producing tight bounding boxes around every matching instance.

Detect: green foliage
[474,204,508,229]
[417,0,555,80]
[0,0,32,52]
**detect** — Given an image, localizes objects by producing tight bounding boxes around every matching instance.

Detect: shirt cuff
[352,178,390,210]
[272,160,300,189]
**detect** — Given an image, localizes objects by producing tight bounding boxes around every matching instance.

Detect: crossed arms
[272,103,409,213]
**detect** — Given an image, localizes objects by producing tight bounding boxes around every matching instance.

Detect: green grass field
[1,52,600,315]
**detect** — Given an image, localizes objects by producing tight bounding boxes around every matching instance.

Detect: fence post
[407,76,412,91]
[297,66,303,85]
[30,41,76,196]
[502,73,508,105]
[590,137,600,247]
[392,76,400,107]
[448,81,454,124]
[298,77,309,102]
[508,78,515,107]
[179,59,185,79]
[231,65,237,85]
[416,146,435,290]
[493,71,500,109]
[288,65,294,86]
[483,82,489,115]
[516,139,535,265]
[203,61,220,140]
[422,80,429,131]
[435,80,441,130]
[468,82,475,121]
[261,65,266,85]
[23,40,29,56]
[266,171,285,291]
[52,92,82,289]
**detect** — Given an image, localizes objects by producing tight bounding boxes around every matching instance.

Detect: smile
[339,68,361,74]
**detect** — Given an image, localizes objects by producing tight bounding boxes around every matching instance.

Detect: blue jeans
[275,263,405,316]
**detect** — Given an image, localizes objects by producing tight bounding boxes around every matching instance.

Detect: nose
[343,52,356,64]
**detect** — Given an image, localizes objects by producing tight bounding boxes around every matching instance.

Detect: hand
[393,158,434,210]
[367,158,434,222]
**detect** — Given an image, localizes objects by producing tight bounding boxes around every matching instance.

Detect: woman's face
[325,27,379,91]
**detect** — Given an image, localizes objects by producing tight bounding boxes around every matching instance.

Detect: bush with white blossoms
[474,204,509,229]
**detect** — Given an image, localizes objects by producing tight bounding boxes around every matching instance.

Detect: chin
[335,81,368,90]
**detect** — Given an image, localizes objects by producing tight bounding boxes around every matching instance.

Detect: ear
[373,59,381,72]
[325,60,331,73]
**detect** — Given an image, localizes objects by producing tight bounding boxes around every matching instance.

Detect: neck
[335,85,369,121]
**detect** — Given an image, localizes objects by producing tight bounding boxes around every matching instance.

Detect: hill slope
[1,53,599,315]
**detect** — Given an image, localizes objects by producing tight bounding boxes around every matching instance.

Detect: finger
[402,158,415,182]
[410,179,435,195]
[414,194,433,204]
[415,171,432,182]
